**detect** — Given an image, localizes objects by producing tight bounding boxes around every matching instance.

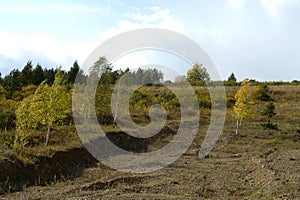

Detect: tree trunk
[235,119,239,135]
[45,126,50,146]
[236,119,242,135]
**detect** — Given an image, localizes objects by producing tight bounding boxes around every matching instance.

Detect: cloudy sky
[0,0,299,81]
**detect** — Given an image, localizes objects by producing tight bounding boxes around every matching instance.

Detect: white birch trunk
[45,126,50,146]
[235,119,239,135]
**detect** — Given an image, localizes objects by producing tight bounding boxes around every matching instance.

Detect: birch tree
[16,70,71,146]
[233,79,256,135]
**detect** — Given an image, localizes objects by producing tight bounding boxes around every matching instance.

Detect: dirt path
[2,148,299,199]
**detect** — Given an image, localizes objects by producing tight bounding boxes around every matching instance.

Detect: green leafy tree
[0,107,16,130]
[20,84,38,99]
[16,70,71,146]
[14,96,32,152]
[0,85,17,130]
[233,79,256,135]
[0,85,5,97]
[130,68,163,85]
[187,63,210,83]
[13,128,28,154]
[91,57,113,124]
[75,57,113,128]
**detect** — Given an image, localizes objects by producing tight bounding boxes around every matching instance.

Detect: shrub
[260,102,277,130]
[260,122,278,130]
[1,131,15,148]
[0,108,16,130]
[226,96,236,108]
[254,84,271,101]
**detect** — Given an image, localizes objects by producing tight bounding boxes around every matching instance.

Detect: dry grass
[1,84,299,199]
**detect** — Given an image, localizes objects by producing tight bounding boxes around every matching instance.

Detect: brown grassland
[0,84,299,199]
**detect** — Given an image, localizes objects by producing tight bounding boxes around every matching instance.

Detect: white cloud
[104,6,230,50]
[0,30,97,67]
[98,7,189,77]
[192,27,230,45]
[125,7,171,23]
[0,31,23,59]
[100,7,185,39]
[99,6,233,79]
[0,7,187,74]
[0,4,109,14]
[260,0,286,18]
[259,0,299,18]
[113,51,151,69]
[113,50,189,81]
[227,0,247,11]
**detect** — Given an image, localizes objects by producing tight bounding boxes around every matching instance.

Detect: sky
[0,0,299,81]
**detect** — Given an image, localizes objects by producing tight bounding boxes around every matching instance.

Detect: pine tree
[228,73,237,82]
[261,102,277,129]
[20,60,34,86]
[43,68,55,85]
[254,84,271,101]
[32,64,45,85]
[66,61,86,84]
[3,69,22,99]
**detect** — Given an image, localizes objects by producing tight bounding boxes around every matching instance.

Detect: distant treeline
[0,60,85,99]
[0,58,164,132]
[189,79,300,87]
[0,60,165,100]
[1,60,299,96]
[0,57,299,148]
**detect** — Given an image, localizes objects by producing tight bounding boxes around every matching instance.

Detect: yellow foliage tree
[16,70,71,146]
[233,79,256,135]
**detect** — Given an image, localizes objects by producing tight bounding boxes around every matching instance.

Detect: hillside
[0,84,299,199]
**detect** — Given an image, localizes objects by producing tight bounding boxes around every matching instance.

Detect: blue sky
[0,0,299,81]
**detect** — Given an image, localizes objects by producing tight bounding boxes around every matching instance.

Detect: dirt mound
[105,126,177,153]
[0,148,97,194]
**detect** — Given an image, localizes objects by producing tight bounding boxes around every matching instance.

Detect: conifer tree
[261,102,277,129]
